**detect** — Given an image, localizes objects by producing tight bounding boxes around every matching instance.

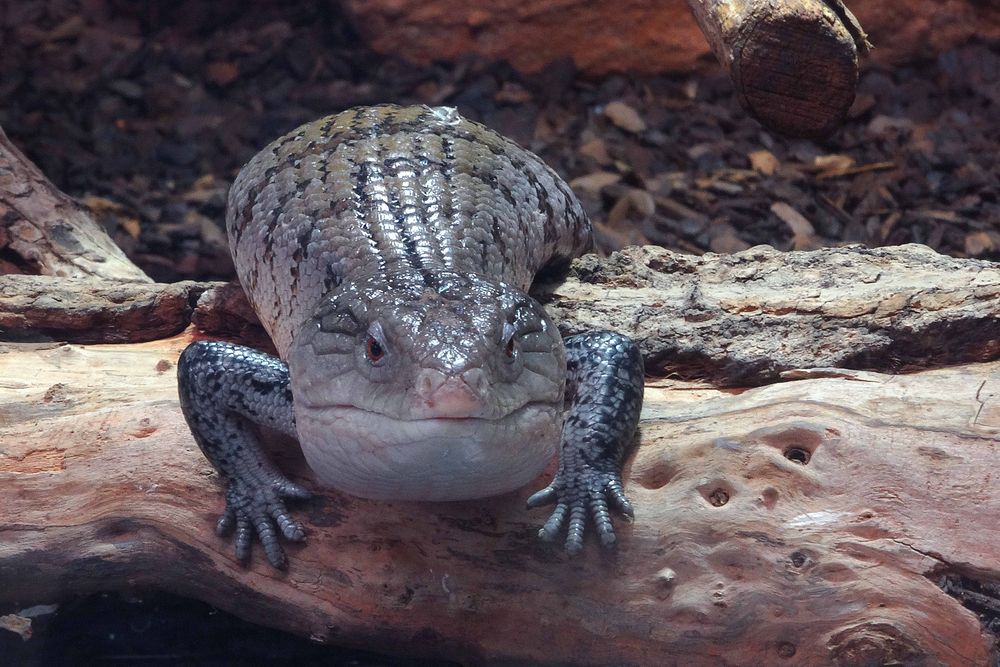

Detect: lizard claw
[216,477,312,569]
[527,467,633,554]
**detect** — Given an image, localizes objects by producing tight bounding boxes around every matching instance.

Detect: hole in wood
[708,487,730,507]
[633,459,677,490]
[698,479,735,507]
[776,641,797,659]
[783,446,811,464]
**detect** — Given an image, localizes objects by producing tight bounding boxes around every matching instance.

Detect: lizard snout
[412,367,490,419]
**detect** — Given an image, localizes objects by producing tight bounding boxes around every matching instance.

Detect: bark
[1,330,998,665]
[0,275,203,344]
[7,243,995,384]
[0,125,150,283]
[684,0,869,137]
[541,244,1000,385]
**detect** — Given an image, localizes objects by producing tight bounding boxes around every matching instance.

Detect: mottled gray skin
[178,104,644,568]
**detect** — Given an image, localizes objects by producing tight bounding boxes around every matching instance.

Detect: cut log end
[686,0,864,138]
[733,7,859,138]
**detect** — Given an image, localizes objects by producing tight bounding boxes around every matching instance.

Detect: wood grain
[684,0,866,136]
[0,126,150,283]
[1,333,997,664]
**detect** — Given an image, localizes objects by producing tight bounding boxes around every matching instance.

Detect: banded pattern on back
[227,104,592,356]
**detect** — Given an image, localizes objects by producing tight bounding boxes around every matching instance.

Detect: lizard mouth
[291,400,562,501]
[296,399,558,423]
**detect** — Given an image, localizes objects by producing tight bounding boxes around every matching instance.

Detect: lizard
[177,104,645,568]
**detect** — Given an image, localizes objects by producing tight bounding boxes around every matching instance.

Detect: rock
[342,0,1000,75]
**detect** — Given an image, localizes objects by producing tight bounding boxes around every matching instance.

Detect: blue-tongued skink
[177,104,644,568]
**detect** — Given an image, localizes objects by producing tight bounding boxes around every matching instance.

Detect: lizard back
[227,104,592,355]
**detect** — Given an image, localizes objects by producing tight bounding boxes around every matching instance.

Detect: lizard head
[286,270,565,501]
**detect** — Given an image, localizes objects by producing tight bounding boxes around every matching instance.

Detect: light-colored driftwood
[0,275,204,343]
[684,0,868,136]
[10,243,991,382]
[1,332,998,665]
[543,243,1000,384]
[0,125,150,283]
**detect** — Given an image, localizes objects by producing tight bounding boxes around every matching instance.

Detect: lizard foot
[526,466,634,555]
[216,476,313,569]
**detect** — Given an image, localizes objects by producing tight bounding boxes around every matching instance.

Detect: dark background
[2,0,998,284]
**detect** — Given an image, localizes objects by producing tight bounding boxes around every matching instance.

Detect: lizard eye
[365,322,388,365]
[366,335,384,363]
[501,321,517,362]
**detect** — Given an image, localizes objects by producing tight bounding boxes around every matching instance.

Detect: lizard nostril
[412,368,490,417]
[416,369,445,402]
[461,368,489,398]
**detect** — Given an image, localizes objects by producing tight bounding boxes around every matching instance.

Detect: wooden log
[542,243,1000,385]
[0,274,270,349]
[0,125,150,283]
[1,330,998,665]
[685,0,870,137]
[0,275,205,344]
[5,242,997,377]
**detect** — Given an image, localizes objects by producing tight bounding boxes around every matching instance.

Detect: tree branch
[0,125,150,282]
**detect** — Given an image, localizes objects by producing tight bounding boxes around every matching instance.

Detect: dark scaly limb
[527,331,644,554]
[177,341,312,568]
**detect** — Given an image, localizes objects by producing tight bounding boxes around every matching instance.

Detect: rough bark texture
[8,242,994,382]
[542,244,1000,385]
[0,126,151,283]
[342,0,1000,76]
[2,331,998,665]
[0,275,203,343]
[685,0,867,137]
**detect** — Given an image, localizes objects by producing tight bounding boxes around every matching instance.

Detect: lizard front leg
[177,341,312,568]
[527,331,644,554]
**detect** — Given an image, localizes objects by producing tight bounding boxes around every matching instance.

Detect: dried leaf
[607,194,630,229]
[879,212,902,242]
[814,154,855,172]
[606,188,657,230]
[965,231,996,256]
[770,202,817,250]
[578,139,612,166]
[569,171,621,193]
[0,613,32,640]
[848,93,876,118]
[81,196,124,215]
[868,115,914,135]
[709,226,750,253]
[205,62,240,87]
[603,101,646,133]
[747,150,779,176]
[46,16,85,42]
[652,194,708,224]
[494,82,532,104]
[816,161,896,180]
[912,209,961,223]
[627,189,656,217]
[120,217,142,240]
[108,80,143,100]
